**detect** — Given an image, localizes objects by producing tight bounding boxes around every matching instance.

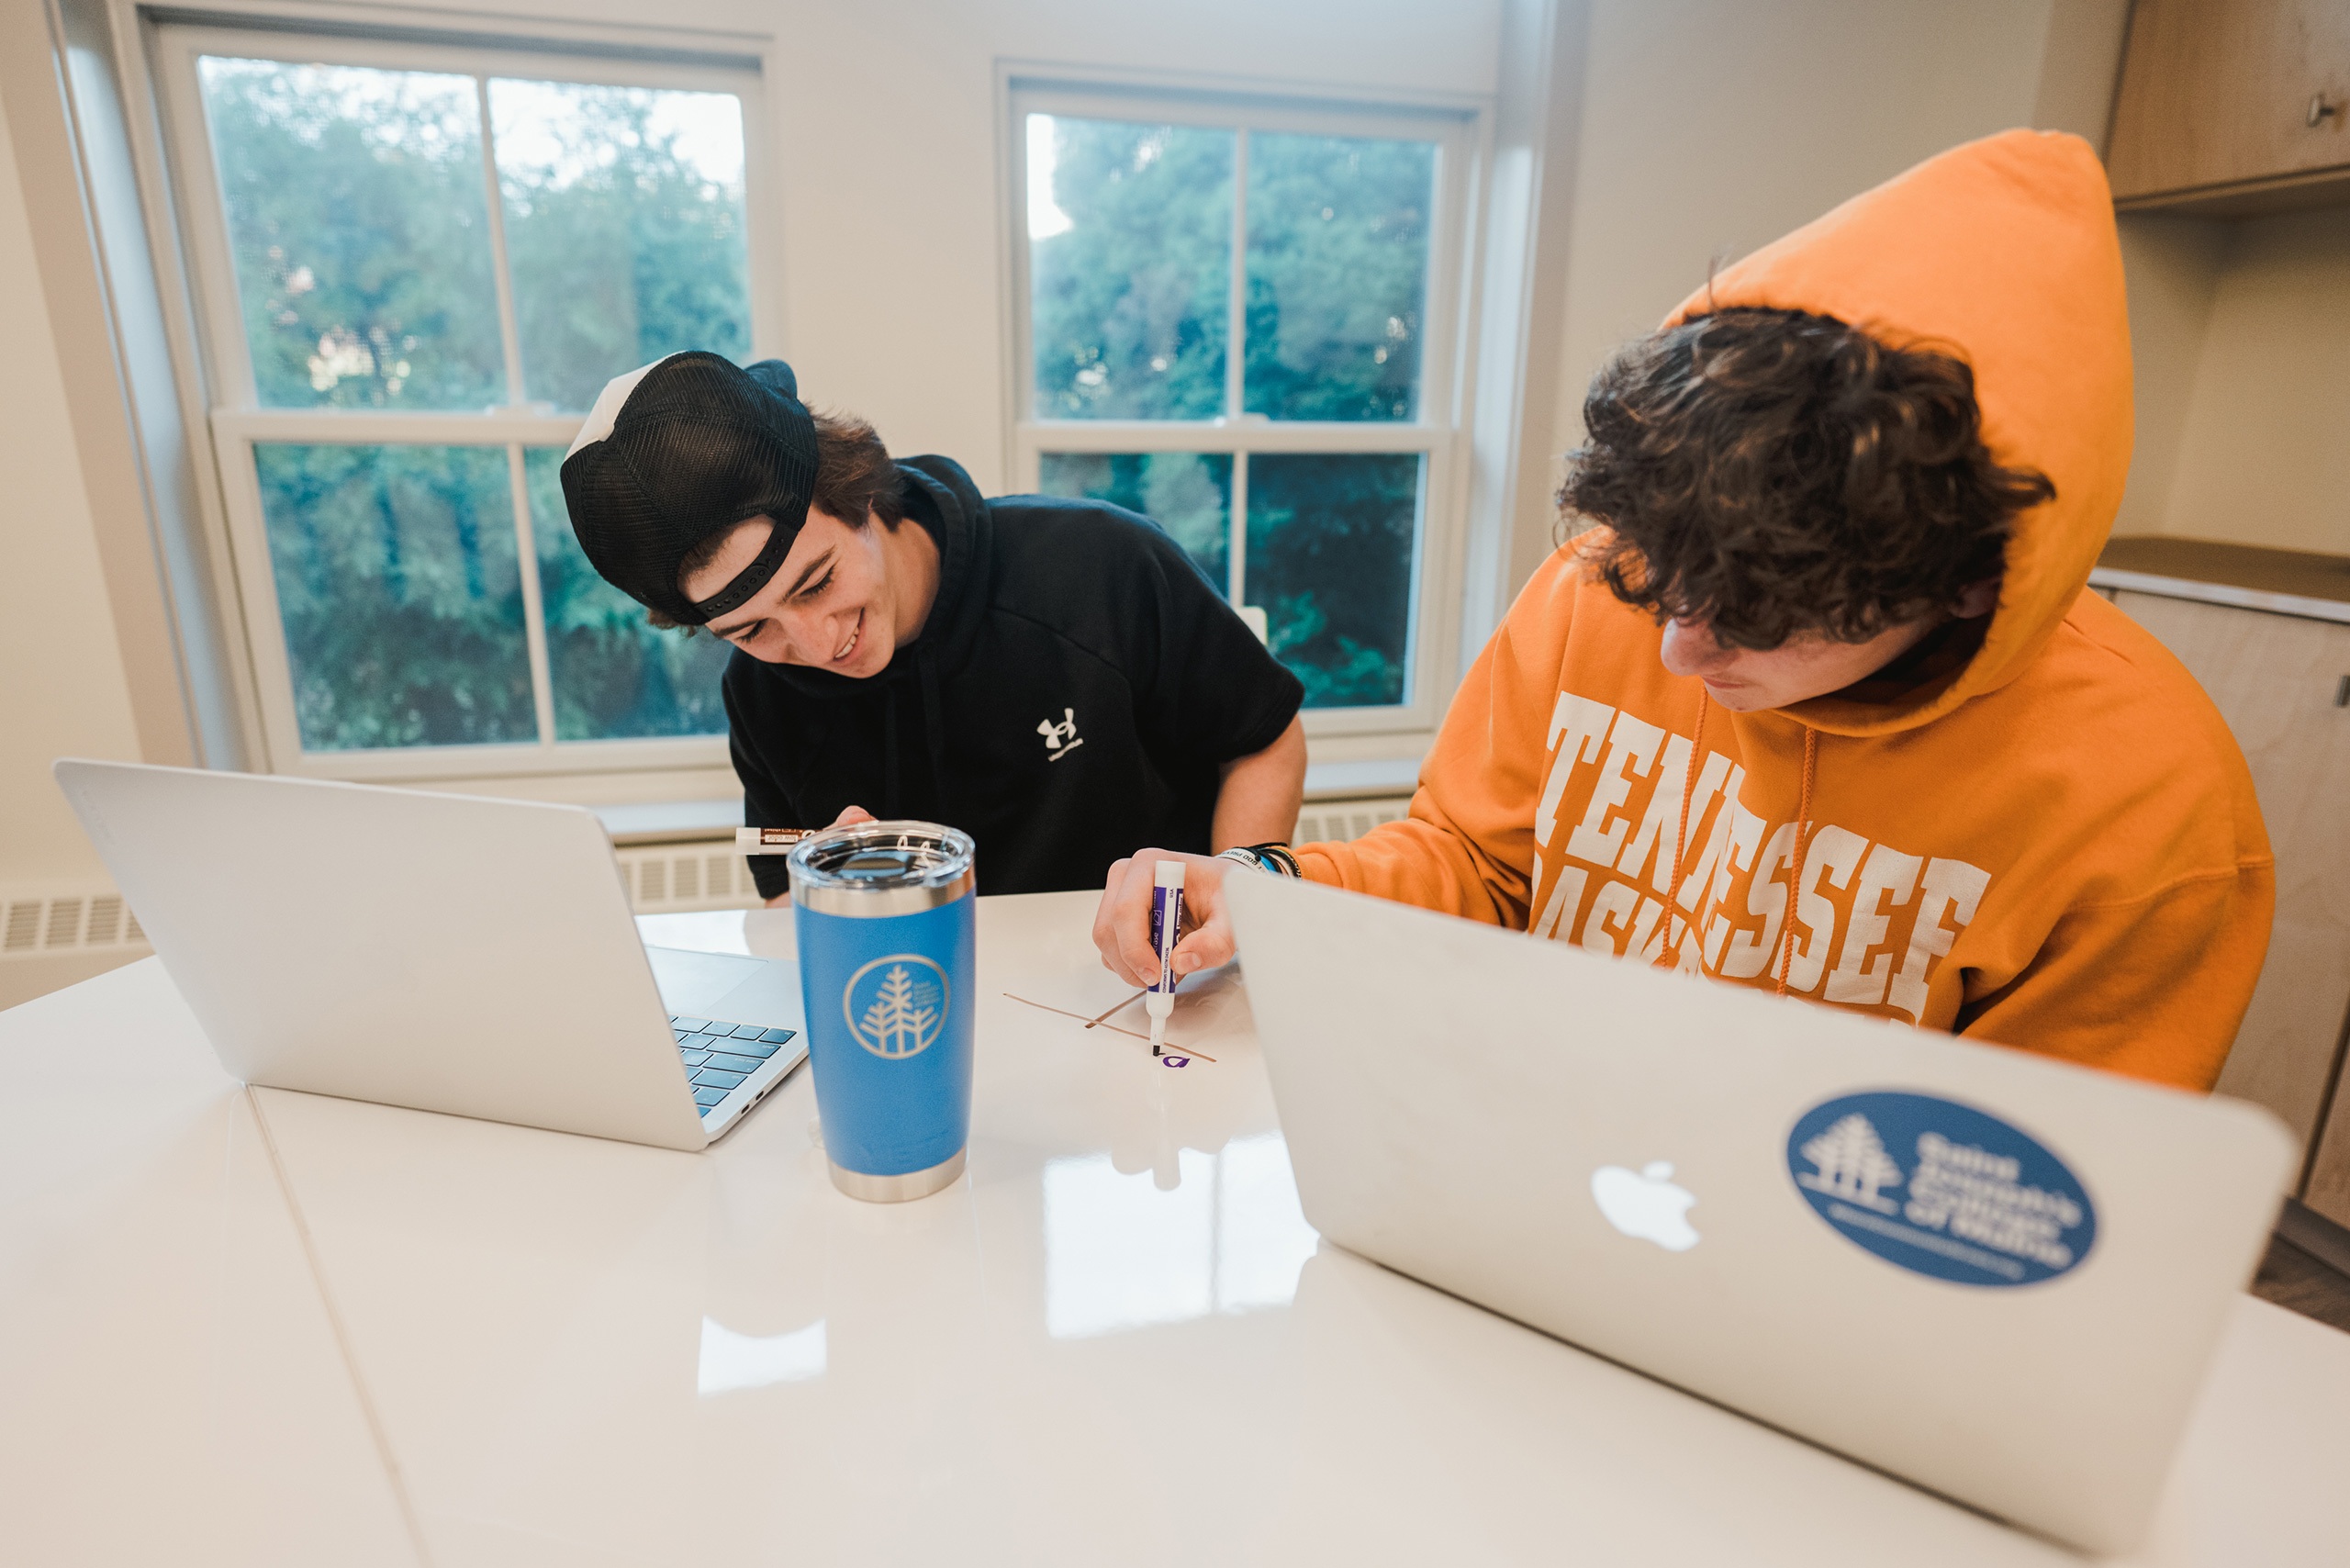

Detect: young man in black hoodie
[561,352,1307,898]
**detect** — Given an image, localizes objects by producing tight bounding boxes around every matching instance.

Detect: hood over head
[1660,129,2132,737]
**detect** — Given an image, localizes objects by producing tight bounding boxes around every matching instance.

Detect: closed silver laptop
[54,759,804,1151]
[1225,871,2293,1554]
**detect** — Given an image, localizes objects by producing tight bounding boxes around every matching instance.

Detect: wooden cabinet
[2311,1015,2350,1223]
[2110,588,2350,1224]
[2107,0,2350,215]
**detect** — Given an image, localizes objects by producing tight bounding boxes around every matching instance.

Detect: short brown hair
[808,409,906,532]
[653,409,905,631]
[1560,308,2054,650]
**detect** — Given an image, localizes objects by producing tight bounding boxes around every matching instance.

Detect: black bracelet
[1244,842,1301,878]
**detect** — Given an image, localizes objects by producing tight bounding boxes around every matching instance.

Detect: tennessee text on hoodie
[1296,130,2274,1092]
[725,455,1304,899]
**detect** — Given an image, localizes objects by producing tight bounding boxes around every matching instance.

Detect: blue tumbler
[788,822,977,1202]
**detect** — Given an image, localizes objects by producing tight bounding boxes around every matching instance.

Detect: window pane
[523,448,732,738]
[1029,116,1231,420]
[1244,133,1436,422]
[198,59,502,410]
[492,84,751,413]
[252,445,533,750]
[1035,453,1231,589]
[1245,454,1419,708]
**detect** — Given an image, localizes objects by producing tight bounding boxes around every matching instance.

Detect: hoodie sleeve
[1298,549,1585,925]
[1957,861,2275,1092]
[1113,518,1303,768]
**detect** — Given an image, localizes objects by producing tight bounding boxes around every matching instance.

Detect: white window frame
[1003,78,1482,743]
[150,20,773,784]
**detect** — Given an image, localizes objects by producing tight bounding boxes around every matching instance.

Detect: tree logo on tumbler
[844,955,950,1059]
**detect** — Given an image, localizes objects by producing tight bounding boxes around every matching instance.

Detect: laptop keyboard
[668,1015,800,1114]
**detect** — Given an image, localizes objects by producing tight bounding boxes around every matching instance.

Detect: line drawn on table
[1086,987,1220,1064]
[1086,990,1147,1028]
[1001,993,1219,1064]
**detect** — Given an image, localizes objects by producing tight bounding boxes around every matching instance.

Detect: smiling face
[685,510,934,677]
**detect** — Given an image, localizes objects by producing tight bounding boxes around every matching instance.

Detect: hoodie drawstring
[877,661,948,824]
[1668,690,1709,964]
[918,651,947,817]
[1774,726,1818,998]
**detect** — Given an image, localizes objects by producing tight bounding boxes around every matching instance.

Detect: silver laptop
[54,759,805,1151]
[1225,872,2294,1554]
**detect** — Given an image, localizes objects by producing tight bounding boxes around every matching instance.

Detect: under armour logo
[1038,707,1084,760]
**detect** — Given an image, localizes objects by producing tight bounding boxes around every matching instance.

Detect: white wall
[1528,0,2120,585]
[0,95,145,891]
[2146,205,2350,554]
[2110,213,2231,538]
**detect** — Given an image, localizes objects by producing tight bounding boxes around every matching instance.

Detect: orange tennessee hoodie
[1300,130,2273,1092]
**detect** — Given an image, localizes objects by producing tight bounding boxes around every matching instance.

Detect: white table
[4,890,2346,1566]
[0,964,419,1564]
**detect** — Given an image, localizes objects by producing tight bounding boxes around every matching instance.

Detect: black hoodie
[724,455,1305,898]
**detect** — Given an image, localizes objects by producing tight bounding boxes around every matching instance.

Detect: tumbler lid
[787,820,975,916]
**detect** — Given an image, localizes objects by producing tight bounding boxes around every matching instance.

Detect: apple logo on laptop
[1591,1160,1700,1252]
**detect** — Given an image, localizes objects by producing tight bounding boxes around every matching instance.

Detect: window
[154,25,767,778]
[1010,85,1472,729]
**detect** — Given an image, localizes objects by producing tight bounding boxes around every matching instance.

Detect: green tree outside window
[201,58,751,751]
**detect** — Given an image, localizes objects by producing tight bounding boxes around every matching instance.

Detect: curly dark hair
[1559,308,2054,650]
[653,409,907,632]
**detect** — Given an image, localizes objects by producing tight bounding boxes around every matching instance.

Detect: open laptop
[1224,871,2295,1554]
[54,759,805,1152]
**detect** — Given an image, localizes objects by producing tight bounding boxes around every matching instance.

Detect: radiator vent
[0,890,151,961]
[4,803,1417,945]
[1292,795,1412,846]
[614,843,767,913]
[4,850,761,949]
[608,798,1414,915]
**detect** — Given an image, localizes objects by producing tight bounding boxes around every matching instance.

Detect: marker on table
[1146,859,1185,1056]
[735,827,814,854]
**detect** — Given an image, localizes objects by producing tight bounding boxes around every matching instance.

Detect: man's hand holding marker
[747,805,880,907]
[1095,850,1231,990]
[1094,843,1298,989]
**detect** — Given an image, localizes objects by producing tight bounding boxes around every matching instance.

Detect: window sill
[586,756,1424,846]
[592,800,743,846]
[1302,757,1420,801]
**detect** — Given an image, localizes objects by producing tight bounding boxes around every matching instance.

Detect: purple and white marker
[1146,859,1185,1055]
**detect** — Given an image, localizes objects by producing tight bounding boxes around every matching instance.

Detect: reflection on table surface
[1045,1134,1317,1339]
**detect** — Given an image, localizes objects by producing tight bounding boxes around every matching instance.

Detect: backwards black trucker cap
[559,352,817,626]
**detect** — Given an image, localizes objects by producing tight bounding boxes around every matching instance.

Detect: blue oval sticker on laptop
[1787,1092,2096,1287]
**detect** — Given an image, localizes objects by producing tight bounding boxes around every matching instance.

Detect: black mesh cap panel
[560,352,818,625]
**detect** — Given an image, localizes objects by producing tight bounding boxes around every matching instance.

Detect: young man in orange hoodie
[1093,129,2274,1093]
